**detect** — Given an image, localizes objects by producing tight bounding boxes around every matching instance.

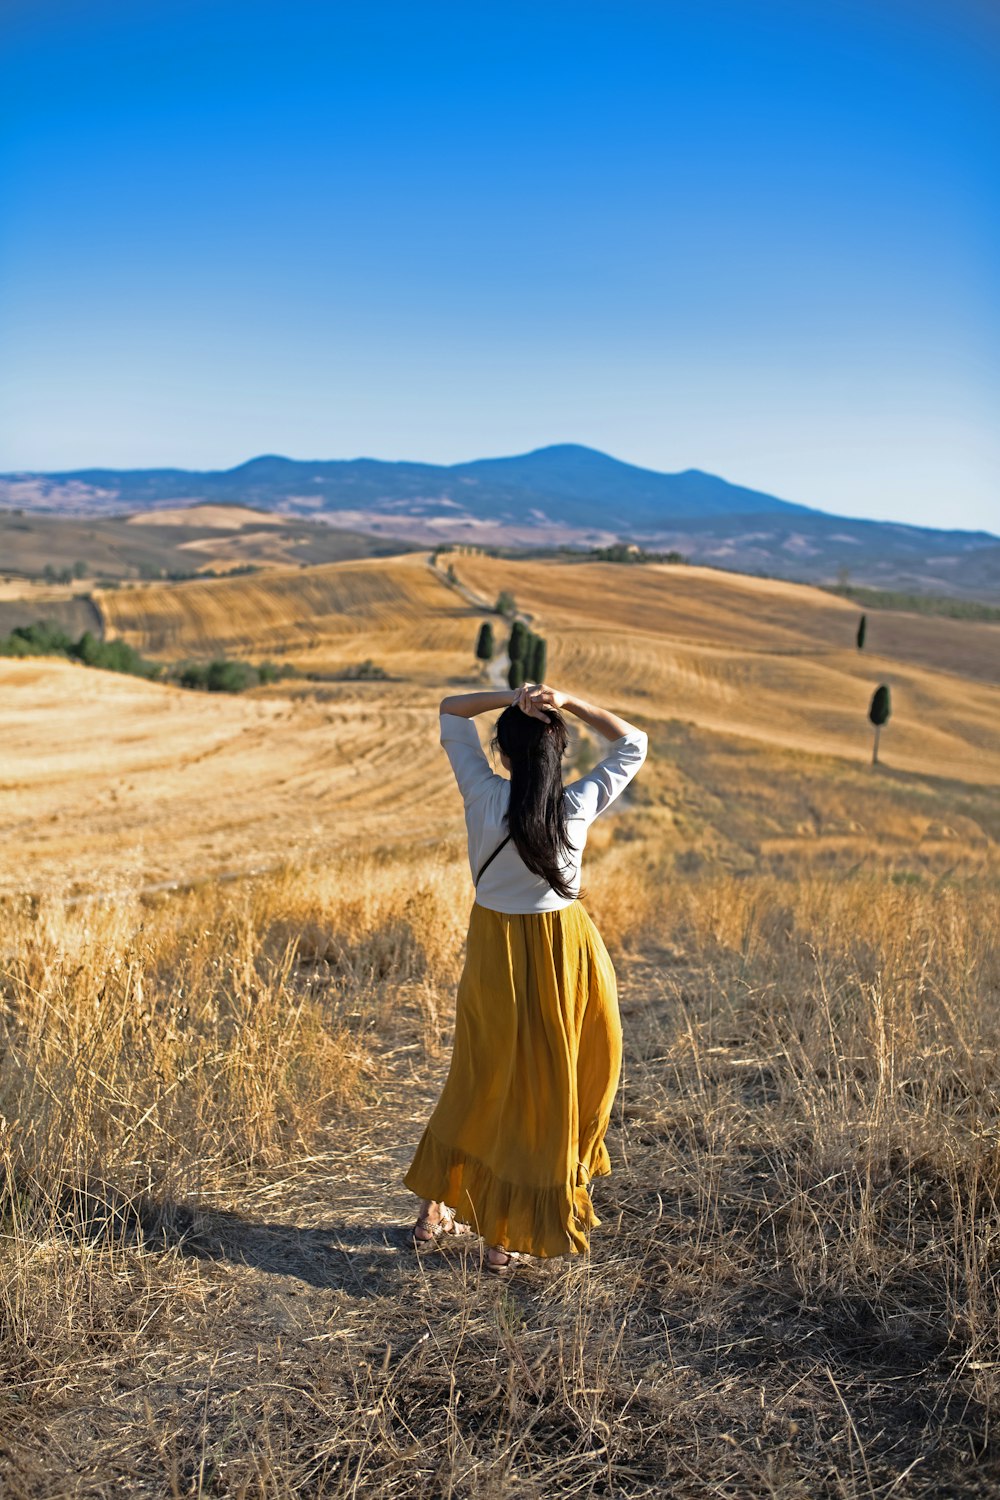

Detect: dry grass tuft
[0,853,998,1495]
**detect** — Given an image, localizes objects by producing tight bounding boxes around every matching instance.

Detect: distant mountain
[0,444,821,527]
[1,444,997,600]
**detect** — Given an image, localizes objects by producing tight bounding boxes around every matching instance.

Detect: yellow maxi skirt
[404,898,623,1258]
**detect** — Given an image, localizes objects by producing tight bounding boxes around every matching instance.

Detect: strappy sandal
[484,1245,522,1276]
[411,1204,472,1249]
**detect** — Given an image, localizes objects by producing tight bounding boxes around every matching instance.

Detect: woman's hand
[518,683,568,719]
[513,684,551,720]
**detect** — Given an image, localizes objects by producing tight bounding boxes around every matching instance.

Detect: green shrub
[339,660,389,681]
[180,657,297,690]
[257,659,297,685]
[205,659,256,693]
[178,662,210,690]
[0,620,292,694]
[74,634,160,678]
[8,620,75,655]
[0,633,42,658]
[0,620,162,679]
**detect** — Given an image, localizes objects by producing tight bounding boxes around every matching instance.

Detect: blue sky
[1,0,997,531]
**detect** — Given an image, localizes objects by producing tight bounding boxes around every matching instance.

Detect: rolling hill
[2,547,998,899]
[0,503,415,585]
[2,445,997,600]
[98,544,1000,792]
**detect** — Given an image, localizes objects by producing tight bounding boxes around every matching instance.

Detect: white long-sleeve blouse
[439,709,648,913]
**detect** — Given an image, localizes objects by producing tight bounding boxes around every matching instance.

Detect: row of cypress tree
[506,619,547,688]
[474,618,547,688]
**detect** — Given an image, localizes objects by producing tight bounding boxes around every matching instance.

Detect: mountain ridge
[1,444,996,600]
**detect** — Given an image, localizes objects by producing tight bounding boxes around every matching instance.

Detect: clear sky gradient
[1,0,997,531]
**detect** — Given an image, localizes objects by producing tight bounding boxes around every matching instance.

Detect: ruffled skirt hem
[404,1123,611,1258]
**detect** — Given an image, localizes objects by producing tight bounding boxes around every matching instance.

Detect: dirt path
[23,1007,642,1494]
[427,554,532,623]
[427,554,531,691]
[13,946,672,1487]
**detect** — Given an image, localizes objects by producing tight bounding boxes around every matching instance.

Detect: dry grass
[4,543,999,899]
[1,847,999,1497]
[92,545,1000,786]
[3,548,1000,1494]
[3,570,995,900]
[125,507,289,531]
[450,551,1000,687]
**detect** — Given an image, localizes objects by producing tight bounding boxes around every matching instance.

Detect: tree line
[0,619,295,693]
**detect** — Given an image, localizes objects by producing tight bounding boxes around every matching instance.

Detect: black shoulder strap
[475,833,511,886]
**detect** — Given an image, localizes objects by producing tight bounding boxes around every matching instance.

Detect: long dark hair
[490,704,580,901]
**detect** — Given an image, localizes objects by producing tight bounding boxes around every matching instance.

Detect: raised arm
[518,684,647,824]
[521,684,640,741]
[440,687,550,720]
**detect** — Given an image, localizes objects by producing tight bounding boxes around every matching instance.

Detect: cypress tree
[508,619,528,664]
[868,683,891,765]
[529,634,547,682]
[520,630,539,680]
[475,621,494,661]
[857,614,867,650]
[507,657,525,690]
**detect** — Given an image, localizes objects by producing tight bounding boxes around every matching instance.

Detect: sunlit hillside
[97,550,471,677]
[0,503,410,583]
[98,548,1000,788]
[445,550,1000,785]
[0,657,470,898]
[3,548,999,901]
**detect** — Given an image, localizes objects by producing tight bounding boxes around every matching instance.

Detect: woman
[404,679,648,1272]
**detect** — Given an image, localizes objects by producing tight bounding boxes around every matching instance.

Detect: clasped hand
[513,683,566,721]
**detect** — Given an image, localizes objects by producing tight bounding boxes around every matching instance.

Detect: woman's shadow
[47,1172,474,1295]
[143,1198,439,1296]
[138,1188,470,1296]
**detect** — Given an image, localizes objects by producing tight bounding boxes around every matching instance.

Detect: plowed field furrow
[97,552,470,665]
[5,546,1000,897]
[453,554,1000,685]
[447,555,1000,785]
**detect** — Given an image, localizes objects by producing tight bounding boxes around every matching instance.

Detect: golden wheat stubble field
[5,546,997,898]
[2,546,1000,1497]
[0,554,484,897]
